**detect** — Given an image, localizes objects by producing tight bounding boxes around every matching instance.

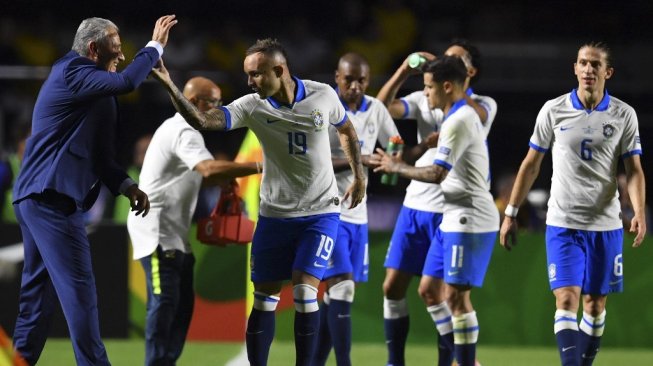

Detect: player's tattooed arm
[151,59,227,130]
[371,147,448,184]
[336,120,366,208]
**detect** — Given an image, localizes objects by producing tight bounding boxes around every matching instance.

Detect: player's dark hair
[246,38,288,62]
[448,38,482,85]
[423,56,468,86]
[579,41,612,68]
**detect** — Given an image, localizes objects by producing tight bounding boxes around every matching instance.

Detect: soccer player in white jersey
[373,56,499,366]
[152,39,366,366]
[377,40,497,366]
[127,77,260,366]
[313,52,401,366]
[500,42,646,366]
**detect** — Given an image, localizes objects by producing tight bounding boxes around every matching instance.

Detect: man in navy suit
[11,15,177,365]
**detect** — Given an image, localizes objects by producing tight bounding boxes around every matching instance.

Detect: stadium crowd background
[1,0,652,224]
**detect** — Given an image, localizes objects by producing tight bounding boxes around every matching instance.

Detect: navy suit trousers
[13,196,110,366]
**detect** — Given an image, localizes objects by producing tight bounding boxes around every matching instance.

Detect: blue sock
[438,332,455,366]
[328,299,352,366]
[578,333,601,366]
[246,308,275,366]
[384,316,409,366]
[554,309,580,366]
[454,344,476,366]
[295,310,320,366]
[313,302,331,365]
[452,312,478,366]
[578,310,605,366]
[556,329,580,366]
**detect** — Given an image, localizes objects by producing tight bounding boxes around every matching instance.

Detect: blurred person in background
[1,123,30,223]
[113,133,153,223]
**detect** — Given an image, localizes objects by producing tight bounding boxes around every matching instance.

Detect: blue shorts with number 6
[546,225,623,294]
[251,213,340,283]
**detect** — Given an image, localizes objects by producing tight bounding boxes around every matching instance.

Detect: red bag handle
[210,183,243,217]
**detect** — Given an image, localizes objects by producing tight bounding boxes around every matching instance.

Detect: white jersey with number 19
[529,90,642,231]
[223,77,347,218]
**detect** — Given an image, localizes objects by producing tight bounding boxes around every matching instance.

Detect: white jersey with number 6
[529,90,642,231]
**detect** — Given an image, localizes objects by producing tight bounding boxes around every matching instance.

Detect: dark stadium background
[2,0,652,205]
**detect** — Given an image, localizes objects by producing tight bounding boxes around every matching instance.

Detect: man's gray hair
[71,17,118,56]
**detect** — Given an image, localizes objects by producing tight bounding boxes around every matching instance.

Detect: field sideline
[33,339,653,365]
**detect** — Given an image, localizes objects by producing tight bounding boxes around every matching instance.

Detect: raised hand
[151,15,178,47]
[150,58,170,84]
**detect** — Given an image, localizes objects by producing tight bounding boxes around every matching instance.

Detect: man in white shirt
[376,40,497,366]
[500,42,646,366]
[373,56,499,366]
[151,39,365,366]
[127,77,260,366]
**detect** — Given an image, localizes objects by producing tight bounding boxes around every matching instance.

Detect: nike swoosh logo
[246,330,264,335]
[447,271,459,276]
[266,119,280,124]
[562,346,576,352]
[337,313,351,319]
[609,279,623,285]
[314,261,326,268]
[560,126,573,131]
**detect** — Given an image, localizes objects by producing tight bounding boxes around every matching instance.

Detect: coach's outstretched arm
[151,60,228,130]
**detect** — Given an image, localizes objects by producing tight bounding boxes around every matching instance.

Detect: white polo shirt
[127,113,213,259]
[328,94,400,224]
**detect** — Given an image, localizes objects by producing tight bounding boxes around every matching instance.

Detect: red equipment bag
[197,186,255,246]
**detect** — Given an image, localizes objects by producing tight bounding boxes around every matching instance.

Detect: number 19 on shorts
[316,234,334,260]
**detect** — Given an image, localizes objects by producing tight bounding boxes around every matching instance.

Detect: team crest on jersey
[602,121,616,139]
[311,109,324,129]
[367,122,376,135]
[548,263,556,280]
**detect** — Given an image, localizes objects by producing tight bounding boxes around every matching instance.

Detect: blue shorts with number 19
[251,213,340,283]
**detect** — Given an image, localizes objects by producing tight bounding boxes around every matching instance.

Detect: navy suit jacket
[14,47,160,211]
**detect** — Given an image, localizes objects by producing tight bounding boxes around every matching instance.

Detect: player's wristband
[504,204,519,218]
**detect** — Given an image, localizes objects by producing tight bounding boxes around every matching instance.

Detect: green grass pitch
[33,338,653,365]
